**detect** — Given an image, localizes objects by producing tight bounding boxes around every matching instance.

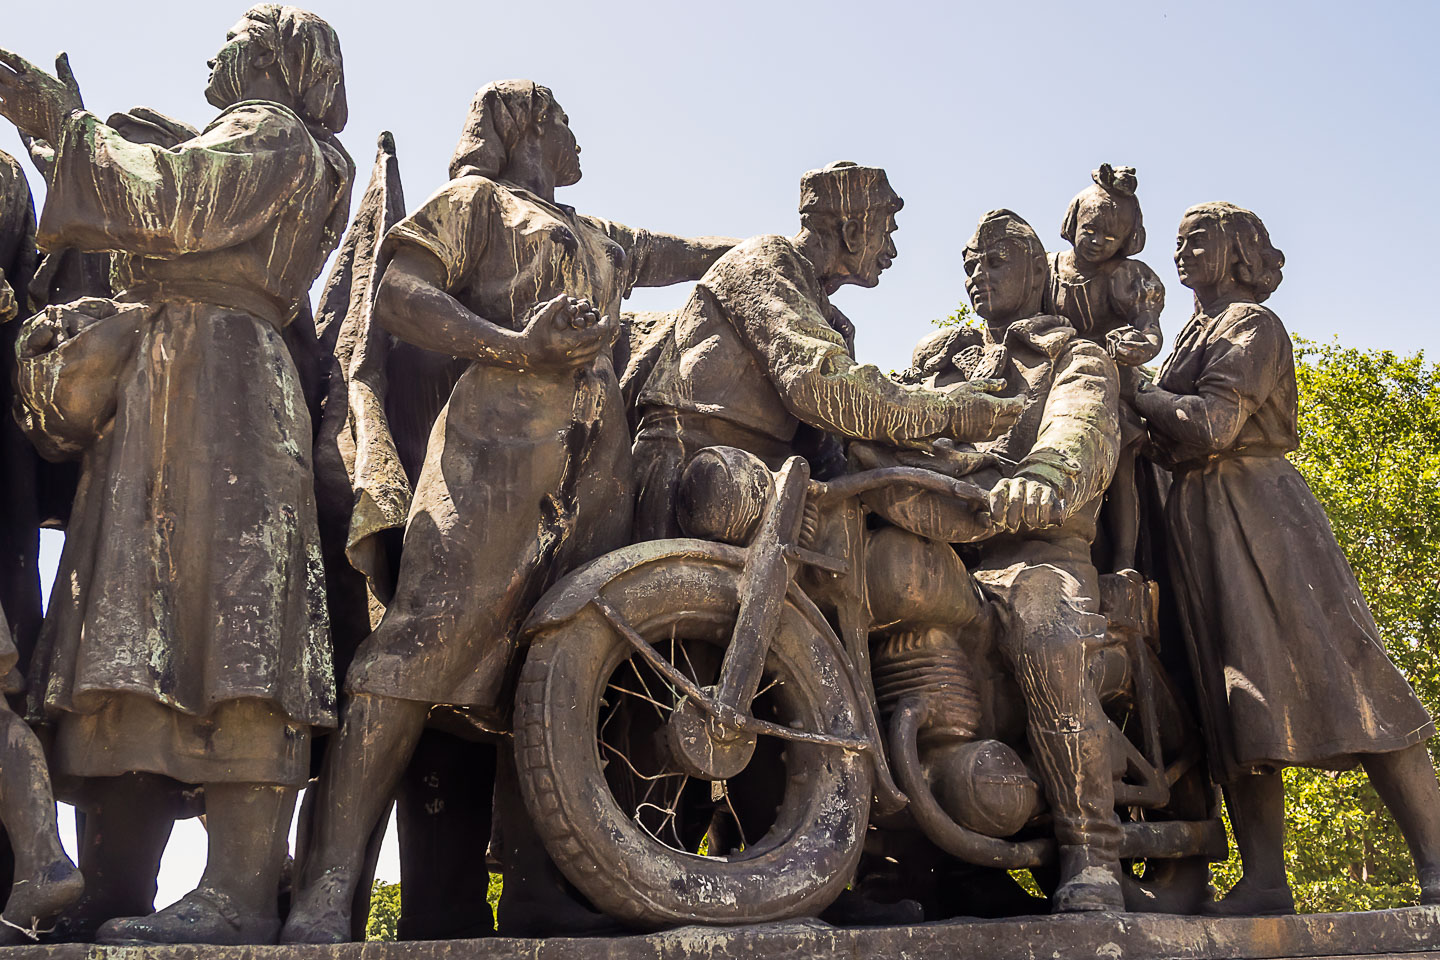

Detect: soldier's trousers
[973,536,1123,866]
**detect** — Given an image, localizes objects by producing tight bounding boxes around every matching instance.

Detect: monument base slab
[2,906,1438,959]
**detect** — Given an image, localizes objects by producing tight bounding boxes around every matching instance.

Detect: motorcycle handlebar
[806,467,991,512]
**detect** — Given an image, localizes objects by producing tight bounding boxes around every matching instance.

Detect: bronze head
[448,80,580,187]
[1175,201,1284,303]
[964,209,1047,324]
[798,161,903,288]
[205,5,347,133]
[1061,163,1145,265]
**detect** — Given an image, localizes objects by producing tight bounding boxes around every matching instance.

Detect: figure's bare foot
[0,858,84,944]
[278,869,353,945]
[1200,877,1295,917]
[97,886,278,946]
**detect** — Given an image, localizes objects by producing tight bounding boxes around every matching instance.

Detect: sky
[8,0,1440,910]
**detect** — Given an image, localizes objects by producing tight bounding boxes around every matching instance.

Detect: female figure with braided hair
[1133,202,1440,914]
[0,5,353,944]
[283,80,735,942]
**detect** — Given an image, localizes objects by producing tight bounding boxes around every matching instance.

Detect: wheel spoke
[677,632,702,688]
[595,625,805,862]
[634,802,678,848]
[665,627,682,702]
[598,694,621,739]
[664,775,690,847]
[633,770,690,851]
[754,674,785,699]
[719,780,750,852]
[599,739,685,782]
[606,682,673,714]
[626,657,669,721]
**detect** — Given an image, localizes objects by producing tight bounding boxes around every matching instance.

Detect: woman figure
[283,80,735,942]
[0,6,352,944]
[1132,202,1440,914]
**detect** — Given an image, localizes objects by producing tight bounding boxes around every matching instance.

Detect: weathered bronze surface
[1,4,352,945]
[284,79,738,944]
[0,11,1434,951]
[1045,164,1165,573]
[2,907,1440,959]
[1132,202,1440,916]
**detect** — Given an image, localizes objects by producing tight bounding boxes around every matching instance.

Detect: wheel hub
[664,688,757,780]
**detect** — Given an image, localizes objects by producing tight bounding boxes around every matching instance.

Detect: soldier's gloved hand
[987,477,1065,534]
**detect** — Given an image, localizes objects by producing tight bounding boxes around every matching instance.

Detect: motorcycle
[513,445,1224,928]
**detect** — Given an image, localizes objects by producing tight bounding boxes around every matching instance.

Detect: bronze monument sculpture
[284,79,738,943]
[1045,164,1164,573]
[1131,201,1440,915]
[631,161,1025,538]
[0,179,83,939]
[0,3,352,944]
[501,199,1223,928]
[0,11,1433,956]
[12,73,211,946]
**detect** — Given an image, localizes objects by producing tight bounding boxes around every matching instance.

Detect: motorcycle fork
[596,456,905,806]
[713,456,813,715]
[633,457,812,782]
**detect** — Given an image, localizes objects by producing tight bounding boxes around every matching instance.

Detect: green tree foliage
[935,302,975,328]
[363,874,505,940]
[1211,339,1440,912]
[366,881,401,941]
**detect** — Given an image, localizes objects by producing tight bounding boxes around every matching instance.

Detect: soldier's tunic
[963,313,1123,859]
[634,234,984,538]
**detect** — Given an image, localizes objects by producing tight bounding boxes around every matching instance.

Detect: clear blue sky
[8,0,1438,905]
[7,0,1438,377]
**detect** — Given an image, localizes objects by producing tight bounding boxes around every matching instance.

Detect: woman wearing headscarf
[284,80,735,942]
[1133,202,1440,914]
[0,5,353,944]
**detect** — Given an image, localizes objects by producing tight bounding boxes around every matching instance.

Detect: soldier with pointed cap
[632,161,1025,540]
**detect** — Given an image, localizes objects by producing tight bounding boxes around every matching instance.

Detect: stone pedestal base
[3,906,1437,959]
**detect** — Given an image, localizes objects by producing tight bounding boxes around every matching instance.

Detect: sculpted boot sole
[0,860,85,945]
[279,870,353,945]
[1199,881,1296,918]
[1418,868,1439,906]
[1053,873,1126,913]
[97,888,278,946]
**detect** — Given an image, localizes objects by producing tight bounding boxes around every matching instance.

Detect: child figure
[0,609,83,943]
[1045,164,1165,571]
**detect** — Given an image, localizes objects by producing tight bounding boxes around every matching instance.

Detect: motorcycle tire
[515,551,872,928]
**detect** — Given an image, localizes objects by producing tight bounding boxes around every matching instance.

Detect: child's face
[1073,196,1129,265]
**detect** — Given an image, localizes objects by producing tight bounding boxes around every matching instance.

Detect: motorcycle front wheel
[514,550,872,929]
